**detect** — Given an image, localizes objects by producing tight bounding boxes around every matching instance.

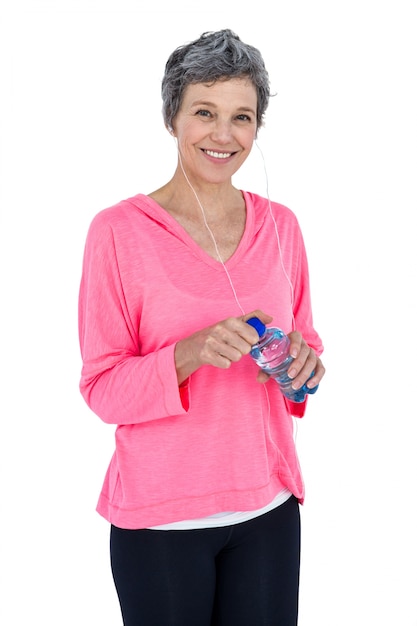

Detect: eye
[235,113,252,122]
[196,109,212,118]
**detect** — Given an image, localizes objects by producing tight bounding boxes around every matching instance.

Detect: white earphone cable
[255,141,296,331]
[176,138,299,442]
[177,148,246,316]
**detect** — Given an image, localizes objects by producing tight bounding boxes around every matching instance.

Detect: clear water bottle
[246,317,319,403]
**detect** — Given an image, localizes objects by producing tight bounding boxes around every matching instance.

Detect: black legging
[110,495,300,626]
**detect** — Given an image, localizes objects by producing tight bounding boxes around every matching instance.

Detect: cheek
[241,124,257,144]
[242,131,256,152]
[175,127,201,149]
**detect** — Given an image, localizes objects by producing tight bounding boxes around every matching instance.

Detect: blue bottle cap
[246,317,266,337]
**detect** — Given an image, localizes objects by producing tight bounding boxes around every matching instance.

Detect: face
[171,77,258,186]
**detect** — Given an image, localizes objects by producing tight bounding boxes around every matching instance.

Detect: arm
[78,216,187,425]
[288,228,325,392]
[78,214,272,424]
[264,213,325,415]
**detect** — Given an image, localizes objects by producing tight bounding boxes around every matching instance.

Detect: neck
[168,165,241,215]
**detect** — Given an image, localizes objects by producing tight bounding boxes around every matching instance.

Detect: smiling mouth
[202,149,234,159]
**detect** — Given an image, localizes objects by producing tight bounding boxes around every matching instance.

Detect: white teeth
[204,150,232,159]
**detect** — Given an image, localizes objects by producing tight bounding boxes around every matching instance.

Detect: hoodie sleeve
[78,212,189,425]
[291,225,324,355]
[286,221,324,418]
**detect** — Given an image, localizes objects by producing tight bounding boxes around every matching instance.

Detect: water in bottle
[246,317,318,403]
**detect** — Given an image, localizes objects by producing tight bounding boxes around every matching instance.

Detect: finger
[203,331,250,365]
[287,337,310,379]
[305,358,325,388]
[242,310,273,326]
[240,311,273,346]
[216,318,259,354]
[290,349,322,390]
[287,331,303,359]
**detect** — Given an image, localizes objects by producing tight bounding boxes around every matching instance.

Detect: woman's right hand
[174,310,273,384]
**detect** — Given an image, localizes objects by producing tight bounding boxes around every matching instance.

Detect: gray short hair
[161,30,271,132]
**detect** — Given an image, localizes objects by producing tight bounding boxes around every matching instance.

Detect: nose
[210,119,233,144]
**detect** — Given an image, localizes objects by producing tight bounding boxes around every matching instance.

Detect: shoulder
[85,194,155,243]
[242,190,301,229]
[88,194,143,228]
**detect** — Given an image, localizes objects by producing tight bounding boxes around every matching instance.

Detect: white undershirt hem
[149,488,293,530]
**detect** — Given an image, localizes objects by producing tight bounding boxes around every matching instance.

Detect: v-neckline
[137,191,255,271]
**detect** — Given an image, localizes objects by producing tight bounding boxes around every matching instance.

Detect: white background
[1,1,416,624]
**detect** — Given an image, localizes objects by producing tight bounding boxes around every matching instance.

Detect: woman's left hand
[256,330,325,391]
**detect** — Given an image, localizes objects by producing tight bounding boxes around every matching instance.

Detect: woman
[79,29,325,626]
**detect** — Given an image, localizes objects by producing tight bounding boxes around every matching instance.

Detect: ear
[167,125,175,136]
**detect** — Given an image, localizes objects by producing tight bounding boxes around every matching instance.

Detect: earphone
[175,138,295,327]
[175,137,299,444]
[255,140,296,330]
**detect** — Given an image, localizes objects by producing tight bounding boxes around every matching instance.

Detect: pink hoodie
[78,191,323,529]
